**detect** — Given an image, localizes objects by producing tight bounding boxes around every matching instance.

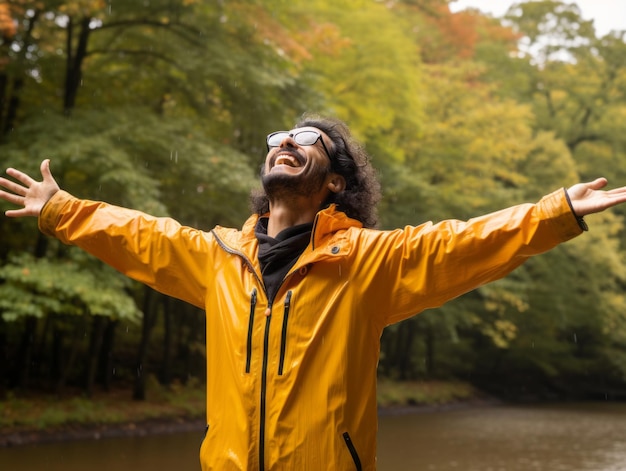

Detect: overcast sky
[449,0,626,37]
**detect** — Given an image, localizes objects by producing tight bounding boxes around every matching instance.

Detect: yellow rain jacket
[39,188,583,471]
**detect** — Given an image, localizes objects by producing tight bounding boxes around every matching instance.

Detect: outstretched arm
[567,178,626,217]
[0,159,59,218]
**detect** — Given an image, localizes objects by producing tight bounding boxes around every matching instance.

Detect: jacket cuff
[38,190,75,237]
[538,188,585,242]
[563,187,589,231]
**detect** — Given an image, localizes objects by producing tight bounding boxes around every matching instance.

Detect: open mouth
[272,152,305,169]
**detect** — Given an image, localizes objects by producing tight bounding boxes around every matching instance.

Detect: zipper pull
[264,307,271,317]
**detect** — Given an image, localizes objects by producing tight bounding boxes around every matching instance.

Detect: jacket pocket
[245,288,257,373]
[342,432,363,471]
[277,290,292,375]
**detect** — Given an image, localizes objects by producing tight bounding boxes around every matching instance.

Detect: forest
[1,0,626,402]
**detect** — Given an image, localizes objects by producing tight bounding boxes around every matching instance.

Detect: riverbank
[0,379,489,448]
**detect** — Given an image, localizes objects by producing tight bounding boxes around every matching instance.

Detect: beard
[261,164,330,203]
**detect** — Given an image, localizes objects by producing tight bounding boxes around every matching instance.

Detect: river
[1,402,626,470]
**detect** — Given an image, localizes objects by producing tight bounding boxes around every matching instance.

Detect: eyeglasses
[266,129,332,160]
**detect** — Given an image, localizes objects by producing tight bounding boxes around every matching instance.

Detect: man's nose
[279,135,298,149]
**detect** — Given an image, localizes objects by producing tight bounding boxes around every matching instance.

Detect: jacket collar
[310,205,362,250]
[212,205,362,259]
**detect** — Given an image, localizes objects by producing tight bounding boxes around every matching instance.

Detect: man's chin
[262,173,302,197]
[261,165,329,201]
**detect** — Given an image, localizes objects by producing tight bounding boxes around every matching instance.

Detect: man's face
[261,127,333,201]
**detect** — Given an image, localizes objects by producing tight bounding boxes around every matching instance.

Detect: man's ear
[327,174,346,193]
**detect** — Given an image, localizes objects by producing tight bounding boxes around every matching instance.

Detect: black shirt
[255,218,313,304]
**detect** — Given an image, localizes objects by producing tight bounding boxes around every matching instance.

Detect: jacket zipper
[212,230,302,470]
[259,301,273,471]
[245,288,257,373]
[212,231,269,469]
[278,290,292,375]
[210,230,264,286]
[311,213,321,250]
[342,432,363,471]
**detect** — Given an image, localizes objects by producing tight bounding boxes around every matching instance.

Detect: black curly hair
[250,114,382,228]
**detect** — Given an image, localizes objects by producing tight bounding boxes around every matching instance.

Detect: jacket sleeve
[39,191,213,309]
[360,188,584,326]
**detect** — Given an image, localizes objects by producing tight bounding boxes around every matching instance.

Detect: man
[2,115,626,470]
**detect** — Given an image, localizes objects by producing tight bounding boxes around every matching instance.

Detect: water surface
[2,402,626,470]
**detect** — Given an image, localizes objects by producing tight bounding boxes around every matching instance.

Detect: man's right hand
[0,159,60,218]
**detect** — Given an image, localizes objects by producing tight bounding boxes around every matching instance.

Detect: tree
[0,106,259,395]
[502,2,626,175]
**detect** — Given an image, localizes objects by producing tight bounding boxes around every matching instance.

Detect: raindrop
[573,333,578,343]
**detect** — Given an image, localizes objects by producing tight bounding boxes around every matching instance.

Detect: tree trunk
[2,9,40,136]
[84,316,106,397]
[15,316,38,390]
[34,233,49,259]
[55,314,88,394]
[63,16,91,115]
[51,325,64,383]
[3,77,22,134]
[98,319,118,391]
[0,318,7,395]
[179,304,206,381]
[0,72,7,137]
[396,320,415,380]
[160,296,173,387]
[425,324,435,378]
[133,287,158,400]
[33,313,52,380]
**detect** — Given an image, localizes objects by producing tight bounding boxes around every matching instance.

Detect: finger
[4,208,30,218]
[604,186,626,196]
[587,177,608,190]
[0,189,25,206]
[603,189,626,206]
[0,176,28,196]
[40,159,52,181]
[5,167,36,188]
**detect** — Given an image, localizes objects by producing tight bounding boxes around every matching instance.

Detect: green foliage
[292,0,424,165]
[505,0,597,62]
[377,379,477,407]
[374,1,626,398]
[2,0,626,400]
[0,108,257,228]
[0,380,205,430]
[0,251,141,322]
[500,1,626,194]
